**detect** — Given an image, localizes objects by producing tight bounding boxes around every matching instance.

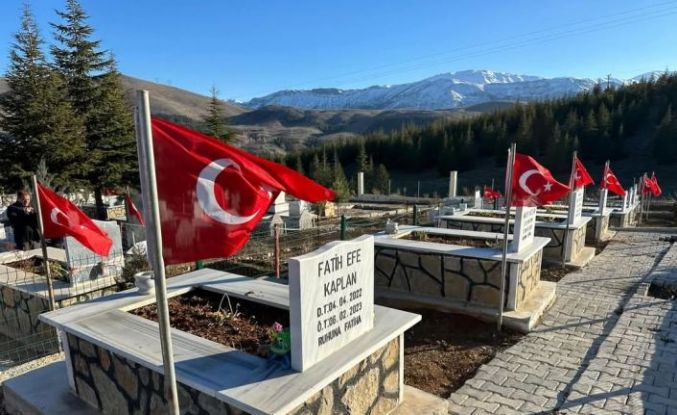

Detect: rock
[91,364,129,412]
[79,339,97,358]
[341,367,379,414]
[75,377,99,408]
[383,339,399,371]
[383,368,399,394]
[113,356,138,399]
[316,385,335,415]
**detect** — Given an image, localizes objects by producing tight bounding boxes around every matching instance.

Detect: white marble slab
[39,267,420,415]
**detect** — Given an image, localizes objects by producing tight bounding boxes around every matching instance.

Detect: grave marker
[474,189,482,209]
[64,220,123,284]
[510,206,536,253]
[598,188,608,214]
[289,235,374,371]
[449,171,458,198]
[568,187,584,225]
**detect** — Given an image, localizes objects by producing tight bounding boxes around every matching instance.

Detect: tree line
[0,0,232,216]
[286,73,677,179]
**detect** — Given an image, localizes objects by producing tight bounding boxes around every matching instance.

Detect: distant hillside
[119,75,245,119]
[1,75,467,155]
[245,69,662,110]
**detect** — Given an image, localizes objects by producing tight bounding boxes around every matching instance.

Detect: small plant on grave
[48,261,68,282]
[120,246,150,286]
[269,322,291,357]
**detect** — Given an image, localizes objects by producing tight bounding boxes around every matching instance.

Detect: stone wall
[0,286,56,354]
[568,225,587,262]
[66,334,401,415]
[516,249,542,307]
[443,218,585,263]
[0,284,118,356]
[374,247,511,309]
[587,214,609,244]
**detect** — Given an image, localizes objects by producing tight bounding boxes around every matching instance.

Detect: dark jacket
[6,202,39,250]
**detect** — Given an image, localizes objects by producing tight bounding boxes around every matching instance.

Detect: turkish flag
[37,183,113,256]
[642,175,653,195]
[601,164,625,196]
[574,158,594,188]
[483,186,502,200]
[125,195,144,225]
[651,174,662,197]
[151,118,335,265]
[512,153,570,206]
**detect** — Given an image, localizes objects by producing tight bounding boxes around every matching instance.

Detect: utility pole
[606,74,612,91]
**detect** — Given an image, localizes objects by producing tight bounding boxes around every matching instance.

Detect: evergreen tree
[373,164,390,194]
[331,151,351,202]
[0,4,86,190]
[294,154,304,175]
[51,0,136,216]
[203,85,230,141]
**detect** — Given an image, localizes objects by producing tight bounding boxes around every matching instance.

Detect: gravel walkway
[448,231,677,414]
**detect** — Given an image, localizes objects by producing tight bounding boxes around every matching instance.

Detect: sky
[1,0,677,101]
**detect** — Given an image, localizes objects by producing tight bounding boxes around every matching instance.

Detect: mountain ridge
[245,69,663,111]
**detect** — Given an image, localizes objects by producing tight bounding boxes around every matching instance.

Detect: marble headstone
[510,206,537,253]
[568,187,584,225]
[289,235,374,372]
[64,220,124,284]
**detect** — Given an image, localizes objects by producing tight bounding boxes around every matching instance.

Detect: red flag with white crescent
[37,183,112,256]
[512,153,570,207]
[601,164,626,196]
[150,118,335,265]
[651,174,662,197]
[125,194,144,226]
[574,158,594,188]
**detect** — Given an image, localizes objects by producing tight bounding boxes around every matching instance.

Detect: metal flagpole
[31,175,56,312]
[562,151,577,268]
[497,142,516,332]
[638,174,645,225]
[134,90,180,414]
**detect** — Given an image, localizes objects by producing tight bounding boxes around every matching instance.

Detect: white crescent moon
[518,169,541,196]
[50,207,66,226]
[196,158,262,225]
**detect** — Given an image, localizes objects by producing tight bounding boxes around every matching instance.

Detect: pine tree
[373,164,390,194]
[294,154,304,175]
[331,151,351,202]
[0,4,86,190]
[203,86,230,142]
[51,0,136,216]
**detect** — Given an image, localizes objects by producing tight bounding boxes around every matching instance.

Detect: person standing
[7,190,39,250]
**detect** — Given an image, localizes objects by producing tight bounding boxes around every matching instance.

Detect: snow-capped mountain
[245,69,660,111]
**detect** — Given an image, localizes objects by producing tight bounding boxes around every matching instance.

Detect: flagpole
[134,90,180,414]
[31,175,56,312]
[638,174,645,225]
[497,142,516,332]
[563,151,577,268]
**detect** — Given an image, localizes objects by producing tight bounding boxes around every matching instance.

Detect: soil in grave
[130,290,289,358]
[401,231,501,248]
[539,263,577,283]
[401,307,523,398]
[4,258,68,281]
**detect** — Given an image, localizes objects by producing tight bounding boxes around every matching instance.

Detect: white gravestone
[568,187,584,225]
[510,206,537,253]
[598,189,608,214]
[474,189,482,209]
[357,172,365,196]
[289,235,374,372]
[65,220,123,285]
[449,171,458,198]
[623,192,629,211]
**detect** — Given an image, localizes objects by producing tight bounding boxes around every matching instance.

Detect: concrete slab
[568,246,596,268]
[392,385,449,415]
[502,281,557,333]
[3,361,97,415]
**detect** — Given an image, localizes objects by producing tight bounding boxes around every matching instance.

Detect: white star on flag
[543,182,553,192]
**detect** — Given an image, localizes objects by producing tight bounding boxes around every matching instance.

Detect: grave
[32,236,421,415]
[64,220,124,285]
[438,207,595,267]
[373,217,556,332]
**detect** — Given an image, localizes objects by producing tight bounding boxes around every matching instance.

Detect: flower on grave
[270,328,291,357]
[271,321,284,333]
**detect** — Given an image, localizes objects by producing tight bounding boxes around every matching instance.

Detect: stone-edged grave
[439,207,596,267]
[373,222,555,333]
[37,236,421,415]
